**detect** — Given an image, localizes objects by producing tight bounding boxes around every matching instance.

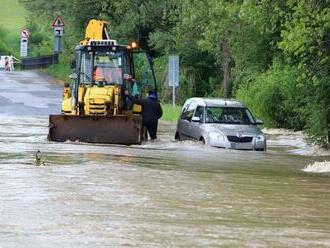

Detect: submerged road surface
[0,71,330,247]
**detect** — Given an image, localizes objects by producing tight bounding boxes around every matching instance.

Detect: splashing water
[303,161,330,173]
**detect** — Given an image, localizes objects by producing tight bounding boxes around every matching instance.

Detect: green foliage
[25,18,53,57]
[44,51,72,83]
[304,100,328,146]
[278,0,330,144]
[0,26,10,54]
[0,0,26,39]
[237,61,306,130]
[0,0,26,56]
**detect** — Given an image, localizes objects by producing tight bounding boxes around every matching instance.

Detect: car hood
[202,123,263,136]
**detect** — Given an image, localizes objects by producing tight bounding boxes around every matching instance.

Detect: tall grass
[0,0,27,39]
[161,104,182,122]
[44,60,72,84]
[0,0,27,55]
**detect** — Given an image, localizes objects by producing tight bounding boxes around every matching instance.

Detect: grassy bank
[0,0,27,55]
[44,61,72,84]
[0,0,26,38]
[161,104,182,123]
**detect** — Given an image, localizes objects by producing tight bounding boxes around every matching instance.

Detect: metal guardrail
[21,53,59,70]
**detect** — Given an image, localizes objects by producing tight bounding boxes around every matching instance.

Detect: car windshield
[205,107,255,124]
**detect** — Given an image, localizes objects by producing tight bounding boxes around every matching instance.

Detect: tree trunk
[327,108,330,148]
[221,37,230,98]
[161,65,170,102]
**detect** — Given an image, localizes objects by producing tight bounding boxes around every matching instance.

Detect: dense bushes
[0,26,10,54]
[237,61,306,130]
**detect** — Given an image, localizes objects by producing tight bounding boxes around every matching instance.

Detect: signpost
[168,55,179,106]
[20,29,29,57]
[52,16,65,53]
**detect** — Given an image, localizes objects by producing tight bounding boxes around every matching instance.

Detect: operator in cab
[122,74,140,110]
[125,89,162,141]
[93,66,105,82]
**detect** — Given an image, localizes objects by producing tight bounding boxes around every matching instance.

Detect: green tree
[0,26,10,54]
[279,0,330,146]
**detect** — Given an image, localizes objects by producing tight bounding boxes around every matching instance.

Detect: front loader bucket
[48,114,143,145]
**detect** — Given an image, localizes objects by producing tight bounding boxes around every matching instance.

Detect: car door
[177,100,190,139]
[190,106,205,139]
[179,100,197,139]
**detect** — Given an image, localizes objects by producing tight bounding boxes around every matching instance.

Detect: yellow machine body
[80,20,108,46]
[48,19,153,145]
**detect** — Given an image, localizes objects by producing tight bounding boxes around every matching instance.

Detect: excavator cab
[48,19,158,144]
[65,43,157,115]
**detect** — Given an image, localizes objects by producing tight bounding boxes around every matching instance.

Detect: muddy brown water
[0,71,330,247]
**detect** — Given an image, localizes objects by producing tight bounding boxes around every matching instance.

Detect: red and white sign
[52,16,65,27]
[20,29,30,38]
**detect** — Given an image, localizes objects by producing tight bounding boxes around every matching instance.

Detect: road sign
[52,16,65,53]
[20,29,29,38]
[52,16,65,27]
[54,27,64,36]
[20,38,28,57]
[168,55,179,87]
[168,55,179,106]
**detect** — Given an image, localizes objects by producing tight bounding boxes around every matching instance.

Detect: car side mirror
[255,119,264,125]
[69,73,77,80]
[191,116,201,122]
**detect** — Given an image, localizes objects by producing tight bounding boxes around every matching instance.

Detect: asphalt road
[0,70,62,115]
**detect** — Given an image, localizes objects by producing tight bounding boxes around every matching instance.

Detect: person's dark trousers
[143,119,158,140]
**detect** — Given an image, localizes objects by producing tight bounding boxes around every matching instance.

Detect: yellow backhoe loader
[48,19,158,144]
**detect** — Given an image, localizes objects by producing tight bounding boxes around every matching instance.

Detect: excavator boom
[80,19,109,46]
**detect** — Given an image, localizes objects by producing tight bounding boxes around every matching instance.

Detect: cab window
[132,52,156,98]
[93,51,123,85]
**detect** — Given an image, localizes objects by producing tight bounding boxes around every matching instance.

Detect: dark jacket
[132,97,163,123]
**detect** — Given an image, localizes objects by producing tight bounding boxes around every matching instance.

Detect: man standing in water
[125,89,163,140]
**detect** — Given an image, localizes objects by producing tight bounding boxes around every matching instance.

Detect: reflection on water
[1,115,330,247]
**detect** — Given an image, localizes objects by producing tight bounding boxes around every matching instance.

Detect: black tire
[255,148,265,151]
[175,132,181,141]
[199,137,206,145]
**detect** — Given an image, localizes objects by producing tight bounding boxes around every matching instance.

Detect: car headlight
[208,132,225,141]
[256,134,265,141]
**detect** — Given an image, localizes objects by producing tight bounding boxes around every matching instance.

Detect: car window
[180,101,191,120]
[194,106,204,120]
[181,101,197,121]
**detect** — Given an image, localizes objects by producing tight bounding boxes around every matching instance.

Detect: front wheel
[199,137,206,145]
[175,132,181,141]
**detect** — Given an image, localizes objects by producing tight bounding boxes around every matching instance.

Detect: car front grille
[227,136,253,143]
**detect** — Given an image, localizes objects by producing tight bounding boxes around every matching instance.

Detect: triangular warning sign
[52,16,65,27]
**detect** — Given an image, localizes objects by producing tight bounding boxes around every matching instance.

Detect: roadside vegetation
[161,104,182,123]
[0,0,26,56]
[1,1,329,147]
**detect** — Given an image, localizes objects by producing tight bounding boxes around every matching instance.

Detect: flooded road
[0,71,330,247]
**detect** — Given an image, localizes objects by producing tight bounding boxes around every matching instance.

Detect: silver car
[175,98,266,151]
